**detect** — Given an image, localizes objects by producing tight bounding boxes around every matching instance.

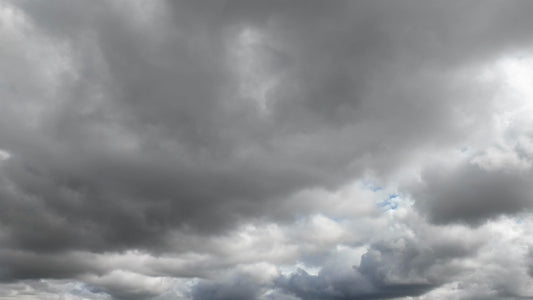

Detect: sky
[1,0,533,299]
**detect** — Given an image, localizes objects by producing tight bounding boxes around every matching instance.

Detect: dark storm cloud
[0,250,100,281]
[192,276,261,300]
[279,268,432,300]
[3,0,533,298]
[276,231,481,300]
[3,0,532,253]
[412,163,533,225]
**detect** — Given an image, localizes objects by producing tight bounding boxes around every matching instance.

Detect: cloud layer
[2,0,533,299]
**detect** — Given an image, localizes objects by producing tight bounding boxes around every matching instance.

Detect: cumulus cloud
[3,0,533,299]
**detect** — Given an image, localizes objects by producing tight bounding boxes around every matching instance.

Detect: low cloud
[3,0,533,299]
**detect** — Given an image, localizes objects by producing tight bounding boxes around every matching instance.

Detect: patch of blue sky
[377,194,400,211]
[329,215,343,222]
[361,181,383,192]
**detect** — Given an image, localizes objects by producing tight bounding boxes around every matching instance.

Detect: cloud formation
[2,0,533,299]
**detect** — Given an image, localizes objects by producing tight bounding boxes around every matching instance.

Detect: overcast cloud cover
[2,0,533,299]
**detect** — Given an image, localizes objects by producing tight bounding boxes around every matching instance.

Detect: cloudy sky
[2,0,533,299]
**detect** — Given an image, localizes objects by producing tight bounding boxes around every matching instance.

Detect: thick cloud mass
[2,0,533,299]
[412,163,533,224]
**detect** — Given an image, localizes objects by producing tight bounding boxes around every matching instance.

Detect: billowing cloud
[2,0,533,299]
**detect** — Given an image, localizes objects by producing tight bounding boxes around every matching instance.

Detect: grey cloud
[0,250,101,281]
[2,0,533,298]
[85,279,166,300]
[192,276,261,300]
[277,257,433,300]
[0,279,111,300]
[277,229,481,300]
[411,163,533,225]
[189,262,281,300]
[3,0,532,256]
